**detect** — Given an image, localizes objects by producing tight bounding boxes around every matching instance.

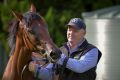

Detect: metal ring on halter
[21,57,49,79]
[21,60,32,80]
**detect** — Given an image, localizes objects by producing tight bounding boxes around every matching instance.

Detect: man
[29,18,102,80]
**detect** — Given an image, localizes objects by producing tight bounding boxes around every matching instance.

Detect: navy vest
[57,40,102,80]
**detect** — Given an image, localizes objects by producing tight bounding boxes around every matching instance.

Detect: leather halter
[20,24,47,80]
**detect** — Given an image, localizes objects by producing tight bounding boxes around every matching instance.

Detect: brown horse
[2,4,60,80]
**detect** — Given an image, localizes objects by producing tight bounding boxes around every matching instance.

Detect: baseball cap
[67,18,86,30]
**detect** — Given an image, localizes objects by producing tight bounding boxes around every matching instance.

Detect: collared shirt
[67,38,85,54]
[34,40,99,80]
[34,63,54,80]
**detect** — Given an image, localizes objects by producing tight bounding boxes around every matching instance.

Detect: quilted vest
[57,40,102,80]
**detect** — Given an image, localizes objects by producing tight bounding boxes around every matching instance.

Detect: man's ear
[84,30,86,35]
[81,29,86,35]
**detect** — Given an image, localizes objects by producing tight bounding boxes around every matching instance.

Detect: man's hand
[49,48,62,62]
[28,61,36,73]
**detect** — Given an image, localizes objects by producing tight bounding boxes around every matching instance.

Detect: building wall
[84,19,120,80]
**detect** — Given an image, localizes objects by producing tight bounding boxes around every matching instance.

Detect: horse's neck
[8,36,23,79]
[2,36,24,80]
[6,37,31,80]
[11,36,31,79]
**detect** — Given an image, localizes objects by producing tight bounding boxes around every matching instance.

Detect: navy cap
[67,18,86,30]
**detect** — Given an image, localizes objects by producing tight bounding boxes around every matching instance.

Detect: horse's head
[3,4,61,80]
[10,4,51,55]
[8,3,61,63]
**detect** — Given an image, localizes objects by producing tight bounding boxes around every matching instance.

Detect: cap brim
[66,23,80,29]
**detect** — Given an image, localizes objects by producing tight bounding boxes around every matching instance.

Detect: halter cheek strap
[21,59,32,80]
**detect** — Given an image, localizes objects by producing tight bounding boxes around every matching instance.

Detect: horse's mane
[8,11,42,56]
[8,19,19,56]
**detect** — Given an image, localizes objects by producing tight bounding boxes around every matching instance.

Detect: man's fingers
[28,61,36,73]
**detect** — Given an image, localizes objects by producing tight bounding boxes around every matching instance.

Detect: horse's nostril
[40,49,45,54]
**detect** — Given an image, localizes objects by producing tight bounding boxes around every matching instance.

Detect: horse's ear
[12,11,23,21]
[30,3,36,12]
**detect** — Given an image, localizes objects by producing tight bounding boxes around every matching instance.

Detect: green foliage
[0,0,29,54]
[45,7,66,46]
[0,0,120,53]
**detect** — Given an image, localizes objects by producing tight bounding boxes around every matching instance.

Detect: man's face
[67,26,86,44]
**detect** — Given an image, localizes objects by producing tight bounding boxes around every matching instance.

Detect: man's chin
[68,39,74,42]
[68,40,73,44]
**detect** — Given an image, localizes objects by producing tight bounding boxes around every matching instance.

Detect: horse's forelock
[8,12,46,55]
[23,12,42,27]
[8,19,19,55]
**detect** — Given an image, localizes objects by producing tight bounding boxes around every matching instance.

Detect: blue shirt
[34,63,54,80]
[34,41,99,80]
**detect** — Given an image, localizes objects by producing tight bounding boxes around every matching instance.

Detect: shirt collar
[67,38,85,54]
